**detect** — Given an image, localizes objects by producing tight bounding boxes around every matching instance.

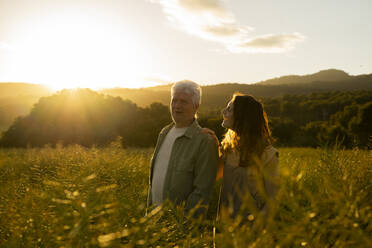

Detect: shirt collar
[183,119,200,139]
[161,119,200,139]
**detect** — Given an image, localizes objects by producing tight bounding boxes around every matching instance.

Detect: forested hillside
[0,89,170,148]
[1,89,371,148]
[0,69,371,147]
[0,83,51,132]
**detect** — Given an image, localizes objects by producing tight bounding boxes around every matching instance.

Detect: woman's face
[222,100,234,129]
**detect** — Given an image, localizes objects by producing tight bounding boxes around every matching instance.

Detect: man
[147,80,218,217]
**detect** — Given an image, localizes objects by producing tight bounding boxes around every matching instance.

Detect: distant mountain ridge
[138,69,365,90]
[256,69,353,85]
[0,83,51,98]
[0,68,371,109]
[100,69,372,107]
[0,69,370,95]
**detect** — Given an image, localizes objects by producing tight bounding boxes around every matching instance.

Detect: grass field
[0,144,371,247]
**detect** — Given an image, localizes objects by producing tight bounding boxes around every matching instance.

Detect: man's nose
[173,101,181,109]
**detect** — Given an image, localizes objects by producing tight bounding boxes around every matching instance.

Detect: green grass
[0,144,371,247]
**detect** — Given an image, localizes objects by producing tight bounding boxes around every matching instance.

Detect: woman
[213,93,279,221]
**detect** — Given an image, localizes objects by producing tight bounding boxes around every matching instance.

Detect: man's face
[171,91,198,128]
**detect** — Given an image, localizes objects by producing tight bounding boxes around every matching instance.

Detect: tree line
[0,89,371,148]
[1,69,371,132]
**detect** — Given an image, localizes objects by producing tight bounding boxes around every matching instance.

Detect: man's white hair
[171,80,202,107]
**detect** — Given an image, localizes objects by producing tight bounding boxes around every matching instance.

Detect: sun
[10,11,152,90]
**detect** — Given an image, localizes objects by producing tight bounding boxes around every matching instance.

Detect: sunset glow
[7,11,155,90]
[0,0,371,89]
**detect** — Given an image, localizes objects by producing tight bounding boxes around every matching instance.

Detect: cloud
[144,74,173,85]
[232,33,306,53]
[178,0,231,19]
[203,24,245,37]
[150,0,304,53]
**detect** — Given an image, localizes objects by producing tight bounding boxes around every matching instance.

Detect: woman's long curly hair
[221,93,274,167]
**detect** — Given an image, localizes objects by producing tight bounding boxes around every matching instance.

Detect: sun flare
[10,11,152,90]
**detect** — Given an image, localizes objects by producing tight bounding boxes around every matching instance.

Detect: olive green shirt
[147,120,218,216]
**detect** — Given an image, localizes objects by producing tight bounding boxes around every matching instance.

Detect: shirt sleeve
[185,135,219,217]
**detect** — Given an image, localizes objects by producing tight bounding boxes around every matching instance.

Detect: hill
[0,83,51,98]
[0,69,371,131]
[257,69,352,85]
[0,83,52,132]
[100,69,372,108]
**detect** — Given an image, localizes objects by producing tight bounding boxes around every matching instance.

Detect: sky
[0,0,371,90]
